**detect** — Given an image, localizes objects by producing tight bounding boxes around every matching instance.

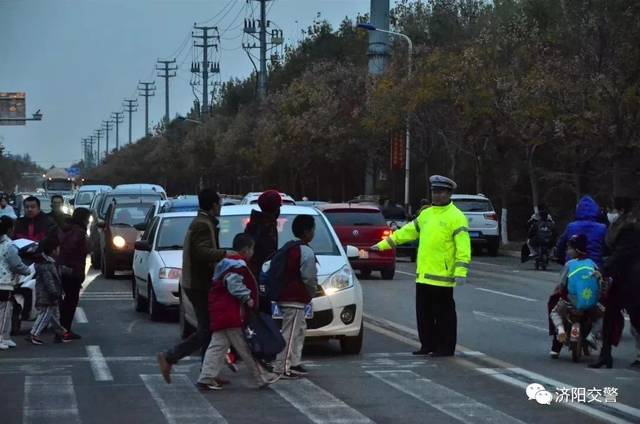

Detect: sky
[0,0,385,168]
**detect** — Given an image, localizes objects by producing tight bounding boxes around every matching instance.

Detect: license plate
[469,231,481,238]
[271,302,313,319]
[358,249,369,259]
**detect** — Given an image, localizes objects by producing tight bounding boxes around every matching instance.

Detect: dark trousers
[600,304,640,360]
[165,288,210,365]
[416,283,457,355]
[60,274,83,331]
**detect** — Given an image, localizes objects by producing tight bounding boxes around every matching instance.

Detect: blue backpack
[259,240,302,303]
[567,258,599,310]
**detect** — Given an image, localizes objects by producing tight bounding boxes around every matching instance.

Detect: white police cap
[429,175,457,190]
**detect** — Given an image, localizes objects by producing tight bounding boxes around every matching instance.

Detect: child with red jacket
[196,233,278,391]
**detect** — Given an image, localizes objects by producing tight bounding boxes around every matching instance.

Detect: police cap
[429,175,457,190]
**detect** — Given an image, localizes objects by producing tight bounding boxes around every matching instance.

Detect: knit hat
[258,190,282,213]
[568,234,588,255]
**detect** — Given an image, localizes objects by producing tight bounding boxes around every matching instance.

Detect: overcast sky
[0,0,385,168]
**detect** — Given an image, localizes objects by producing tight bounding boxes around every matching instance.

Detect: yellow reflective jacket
[375,202,471,287]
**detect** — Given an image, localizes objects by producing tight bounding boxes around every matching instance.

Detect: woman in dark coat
[57,208,91,339]
[590,199,640,368]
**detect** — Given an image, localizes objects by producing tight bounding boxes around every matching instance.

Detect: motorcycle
[563,310,594,363]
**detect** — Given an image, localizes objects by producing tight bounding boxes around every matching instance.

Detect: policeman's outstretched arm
[370,217,421,251]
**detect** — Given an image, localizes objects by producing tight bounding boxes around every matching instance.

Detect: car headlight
[112,235,126,249]
[321,265,354,296]
[89,215,94,224]
[159,267,182,280]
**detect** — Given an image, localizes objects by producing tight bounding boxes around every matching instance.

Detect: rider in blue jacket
[556,196,607,267]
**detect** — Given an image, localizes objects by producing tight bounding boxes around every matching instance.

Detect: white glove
[455,277,467,286]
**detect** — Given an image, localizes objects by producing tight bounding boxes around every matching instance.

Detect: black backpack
[535,219,554,245]
[258,240,303,303]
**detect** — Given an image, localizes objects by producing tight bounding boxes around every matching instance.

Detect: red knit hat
[258,190,282,212]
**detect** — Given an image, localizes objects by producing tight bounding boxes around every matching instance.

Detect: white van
[115,184,167,198]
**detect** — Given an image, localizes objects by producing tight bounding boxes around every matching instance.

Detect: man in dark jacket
[48,195,71,228]
[13,196,57,242]
[157,189,226,383]
[556,196,607,266]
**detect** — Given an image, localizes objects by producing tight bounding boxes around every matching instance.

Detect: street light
[357,22,413,212]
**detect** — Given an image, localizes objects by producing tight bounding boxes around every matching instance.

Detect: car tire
[487,239,499,257]
[179,299,195,339]
[148,282,164,321]
[340,322,363,354]
[101,251,115,278]
[381,267,395,280]
[360,269,372,279]
[133,276,148,312]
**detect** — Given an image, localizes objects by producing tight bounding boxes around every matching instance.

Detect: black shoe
[290,365,308,376]
[412,349,432,356]
[630,360,640,369]
[588,357,613,369]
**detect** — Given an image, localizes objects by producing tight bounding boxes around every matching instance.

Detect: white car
[180,205,365,354]
[72,185,112,210]
[115,184,167,198]
[451,194,500,256]
[240,191,296,205]
[132,211,196,321]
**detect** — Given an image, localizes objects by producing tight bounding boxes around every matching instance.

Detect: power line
[195,0,236,25]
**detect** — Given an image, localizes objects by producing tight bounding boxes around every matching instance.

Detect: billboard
[0,92,26,126]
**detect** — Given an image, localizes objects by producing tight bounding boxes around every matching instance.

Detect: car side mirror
[134,223,147,231]
[345,245,359,259]
[96,222,106,229]
[135,240,151,251]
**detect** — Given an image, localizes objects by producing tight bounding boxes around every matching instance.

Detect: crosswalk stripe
[368,370,526,424]
[24,375,80,424]
[140,374,227,424]
[271,378,374,424]
[86,346,113,381]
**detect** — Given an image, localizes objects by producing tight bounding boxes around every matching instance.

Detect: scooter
[563,310,593,363]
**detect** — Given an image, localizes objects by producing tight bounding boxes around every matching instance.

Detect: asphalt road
[1,254,639,424]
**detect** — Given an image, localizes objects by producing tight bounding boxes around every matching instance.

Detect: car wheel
[340,322,363,354]
[179,300,195,339]
[133,276,148,312]
[360,269,372,279]
[381,267,395,280]
[487,239,499,257]
[101,251,115,278]
[148,281,164,321]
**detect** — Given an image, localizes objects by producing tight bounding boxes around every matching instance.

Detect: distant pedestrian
[371,175,471,357]
[0,216,31,350]
[58,208,91,341]
[556,196,607,267]
[29,237,71,345]
[48,195,70,228]
[13,196,57,242]
[157,189,227,383]
[272,214,318,379]
[0,196,17,220]
[196,233,279,390]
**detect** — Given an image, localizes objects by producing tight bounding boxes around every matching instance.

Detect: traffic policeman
[371,175,471,356]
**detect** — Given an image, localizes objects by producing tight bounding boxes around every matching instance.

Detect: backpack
[535,219,554,245]
[244,311,286,360]
[567,259,599,310]
[258,240,302,303]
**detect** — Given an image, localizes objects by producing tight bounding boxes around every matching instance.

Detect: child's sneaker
[0,342,9,350]
[54,334,72,344]
[30,335,44,345]
[279,372,301,380]
[290,365,309,376]
[195,381,223,391]
[4,339,16,348]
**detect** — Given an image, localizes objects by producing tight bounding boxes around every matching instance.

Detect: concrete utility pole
[192,25,219,115]
[156,59,177,123]
[123,99,138,144]
[94,129,104,164]
[81,138,90,166]
[87,137,96,168]
[102,120,113,158]
[138,82,156,136]
[259,0,268,98]
[111,112,124,150]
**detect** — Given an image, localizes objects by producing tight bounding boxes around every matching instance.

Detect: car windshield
[155,216,193,250]
[111,204,153,226]
[100,194,163,218]
[76,191,95,205]
[323,210,386,227]
[453,199,493,213]
[219,214,339,256]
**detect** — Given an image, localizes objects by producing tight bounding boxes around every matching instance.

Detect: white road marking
[396,270,415,278]
[73,307,88,324]
[23,375,80,424]
[368,370,526,424]
[79,271,101,296]
[0,355,198,364]
[86,345,113,381]
[140,374,227,424]
[476,368,635,424]
[271,378,374,424]
[473,311,547,332]
[473,287,538,302]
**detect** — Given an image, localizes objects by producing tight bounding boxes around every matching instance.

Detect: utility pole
[243,1,282,99]
[94,129,103,164]
[123,99,138,144]
[156,59,177,123]
[81,138,89,166]
[88,135,97,167]
[192,25,219,115]
[102,120,113,158]
[111,112,124,150]
[138,82,155,136]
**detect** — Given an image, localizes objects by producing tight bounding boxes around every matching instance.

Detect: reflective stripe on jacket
[375,202,471,287]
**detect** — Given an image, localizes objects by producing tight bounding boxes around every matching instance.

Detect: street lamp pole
[357,23,413,212]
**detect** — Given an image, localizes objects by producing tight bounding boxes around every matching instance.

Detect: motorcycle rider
[526,204,555,261]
